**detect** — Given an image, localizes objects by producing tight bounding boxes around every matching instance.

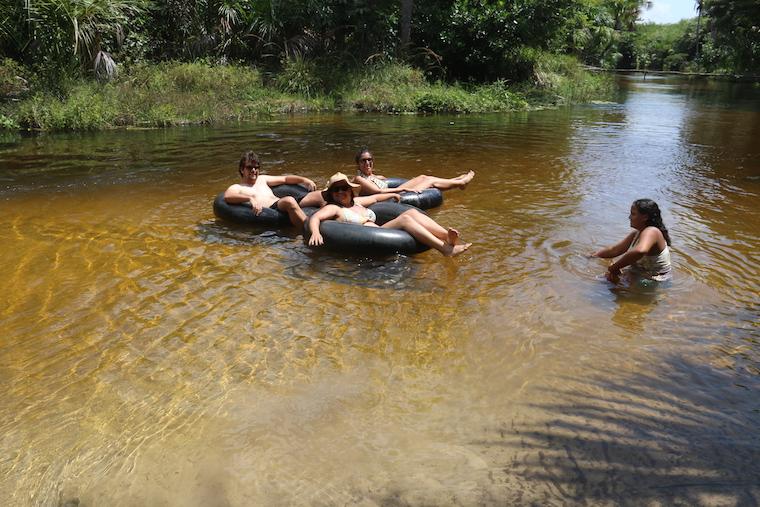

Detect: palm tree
[609,0,652,31]
[24,0,147,78]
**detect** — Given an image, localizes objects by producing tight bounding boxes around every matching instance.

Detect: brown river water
[1,76,759,506]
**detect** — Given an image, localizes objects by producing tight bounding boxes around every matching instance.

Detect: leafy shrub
[531,52,615,103]
[472,81,529,110]
[364,62,426,88]
[275,55,323,97]
[125,61,262,95]
[345,62,425,111]
[0,59,30,99]
[415,86,472,113]
[16,83,117,130]
[0,114,19,130]
[663,53,689,71]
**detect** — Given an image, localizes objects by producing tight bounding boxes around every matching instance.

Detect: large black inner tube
[272,184,309,202]
[303,202,430,255]
[383,177,443,210]
[212,184,310,226]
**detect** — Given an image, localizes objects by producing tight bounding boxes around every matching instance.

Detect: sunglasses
[331,185,352,192]
[245,164,260,171]
[359,158,373,163]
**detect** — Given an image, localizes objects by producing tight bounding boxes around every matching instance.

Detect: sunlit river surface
[1,76,759,506]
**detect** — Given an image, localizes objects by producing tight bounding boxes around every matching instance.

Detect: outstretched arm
[265,174,317,190]
[307,205,340,246]
[591,230,637,259]
[354,193,400,206]
[354,175,405,195]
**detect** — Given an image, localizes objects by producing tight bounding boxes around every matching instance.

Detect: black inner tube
[303,202,430,255]
[212,184,311,226]
[212,181,439,255]
[383,177,443,210]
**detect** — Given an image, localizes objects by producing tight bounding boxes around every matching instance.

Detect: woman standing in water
[308,173,471,257]
[353,147,474,196]
[592,199,672,283]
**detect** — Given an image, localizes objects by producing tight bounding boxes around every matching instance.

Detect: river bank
[0,57,614,131]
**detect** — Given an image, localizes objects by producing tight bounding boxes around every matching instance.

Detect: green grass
[1,58,615,131]
[342,63,531,113]
[529,53,616,105]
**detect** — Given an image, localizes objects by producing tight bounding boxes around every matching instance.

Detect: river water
[1,76,759,506]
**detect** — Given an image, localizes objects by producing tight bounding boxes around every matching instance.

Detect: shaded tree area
[0,0,639,85]
[2,0,755,85]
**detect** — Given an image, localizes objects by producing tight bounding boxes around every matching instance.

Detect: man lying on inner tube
[307,173,471,257]
[223,150,317,227]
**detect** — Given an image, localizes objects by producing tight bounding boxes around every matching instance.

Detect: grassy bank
[0,55,615,131]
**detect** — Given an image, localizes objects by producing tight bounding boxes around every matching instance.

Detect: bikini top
[339,206,376,225]
[362,174,388,190]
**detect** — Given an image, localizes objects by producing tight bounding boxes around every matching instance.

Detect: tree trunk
[695,0,702,60]
[399,0,413,55]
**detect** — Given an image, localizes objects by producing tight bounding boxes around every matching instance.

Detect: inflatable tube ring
[303,202,430,255]
[383,177,443,210]
[212,184,310,227]
[213,192,288,226]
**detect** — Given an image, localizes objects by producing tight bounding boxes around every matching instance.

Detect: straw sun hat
[323,172,360,196]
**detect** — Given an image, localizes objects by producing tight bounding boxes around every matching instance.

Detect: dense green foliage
[702,0,760,72]
[1,0,757,80]
[583,0,760,73]
[0,0,756,130]
[633,20,700,71]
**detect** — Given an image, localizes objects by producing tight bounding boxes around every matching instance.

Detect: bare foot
[446,227,460,245]
[442,242,471,256]
[457,170,475,189]
[453,243,472,255]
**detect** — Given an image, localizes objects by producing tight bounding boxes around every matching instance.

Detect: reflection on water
[1,76,759,505]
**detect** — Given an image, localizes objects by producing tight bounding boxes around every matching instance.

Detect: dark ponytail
[633,199,671,246]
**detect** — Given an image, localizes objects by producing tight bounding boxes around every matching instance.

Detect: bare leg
[382,213,471,256]
[298,190,326,208]
[402,171,475,192]
[400,209,449,242]
[277,196,307,227]
[381,214,446,253]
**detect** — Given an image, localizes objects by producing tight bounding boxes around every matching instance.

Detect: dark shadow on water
[196,220,435,291]
[197,219,301,247]
[475,355,760,505]
[287,249,429,291]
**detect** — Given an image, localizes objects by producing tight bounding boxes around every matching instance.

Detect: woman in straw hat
[307,173,471,257]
